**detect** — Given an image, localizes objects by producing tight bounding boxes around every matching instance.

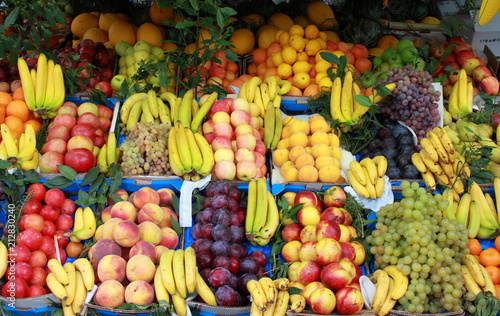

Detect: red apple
[52,114,77,129]
[41,138,67,155]
[323,186,346,207]
[95,81,113,98]
[98,105,113,119]
[281,223,302,242]
[334,286,364,315]
[47,125,71,142]
[462,58,481,76]
[39,151,65,174]
[479,76,500,95]
[315,238,342,266]
[456,50,476,65]
[472,65,493,82]
[350,240,366,265]
[320,262,353,291]
[71,124,95,141]
[77,112,100,130]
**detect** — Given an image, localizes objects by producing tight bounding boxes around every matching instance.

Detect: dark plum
[200,268,212,283]
[212,225,232,242]
[237,273,258,295]
[191,238,213,254]
[228,273,238,290]
[257,266,268,277]
[229,210,245,226]
[239,257,260,275]
[214,182,231,195]
[196,251,214,270]
[228,257,240,275]
[377,127,392,138]
[215,285,241,307]
[211,209,231,226]
[228,243,246,259]
[249,250,267,267]
[201,223,214,239]
[226,197,239,212]
[211,194,228,209]
[211,240,230,257]
[229,225,245,243]
[212,256,231,270]
[195,208,214,224]
[205,182,217,197]
[228,187,241,201]
[209,267,232,288]
[202,196,213,208]
[191,223,203,239]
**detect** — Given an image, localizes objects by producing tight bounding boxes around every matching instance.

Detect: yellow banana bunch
[263,100,283,150]
[17,54,65,119]
[238,76,291,118]
[448,68,473,120]
[0,123,38,171]
[245,179,279,246]
[347,156,387,199]
[120,90,172,131]
[70,207,97,242]
[462,254,497,296]
[370,265,409,316]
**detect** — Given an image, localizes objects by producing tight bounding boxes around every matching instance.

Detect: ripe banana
[270,107,282,150]
[258,277,276,304]
[154,268,170,303]
[195,271,217,306]
[73,258,95,292]
[469,181,499,231]
[383,265,408,300]
[147,89,159,118]
[330,76,345,123]
[106,132,118,166]
[419,138,439,162]
[253,191,279,242]
[168,126,187,176]
[349,161,367,185]
[1,124,18,158]
[70,207,96,242]
[63,262,76,306]
[184,246,196,294]
[461,265,482,295]
[371,269,390,314]
[48,258,69,286]
[273,289,289,316]
[178,90,194,129]
[289,294,306,313]
[263,101,275,149]
[340,71,354,122]
[377,276,396,316]
[478,263,496,294]
[46,272,68,301]
[17,124,36,162]
[191,92,218,133]
[372,155,388,178]
[174,121,193,173]
[171,292,187,316]
[35,53,48,109]
[185,127,203,171]
[426,130,450,164]
[120,92,148,123]
[456,193,471,226]
[98,144,109,174]
[468,201,481,238]
[360,157,377,185]
[277,79,292,95]
[462,254,486,287]
[160,249,176,295]
[72,270,86,314]
[348,170,370,198]
[246,279,268,311]
[193,132,214,177]
[273,278,290,291]
[17,57,35,109]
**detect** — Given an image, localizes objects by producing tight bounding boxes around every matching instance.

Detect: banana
[351,81,363,114]
[252,178,269,235]
[62,303,75,316]
[72,270,86,314]
[106,132,118,166]
[159,91,178,124]
[154,268,170,303]
[185,127,203,172]
[372,155,388,177]
[48,258,70,286]
[273,278,290,291]
[193,132,214,176]
[371,269,390,314]
[254,87,266,118]
[289,294,306,313]
[125,100,143,131]
[73,258,95,292]
[375,176,385,198]
[157,97,172,125]
[419,137,439,162]
[419,148,445,176]
[270,107,282,150]
[245,179,258,239]
[195,271,217,306]
[120,93,148,124]
[468,201,481,238]
[239,80,248,100]
[0,142,9,160]
[147,89,159,118]
[277,79,292,95]
[44,59,55,107]
[254,191,279,241]
[171,292,187,316]
[178,90,194,129]
[363,168,378,199]
[18,149,39,171]
[1,124,18,158]
[173,249,186,298]
[461,265,482,295]
[17,57,35,109]
[63,262,76,306]
[383,265,408,300]
[265,75,277,100]
[70,207,96,242]
[330,76,345,122]
[463,254,486,287]
[411,153,427,173]
[0,241,7,279]
[432,126,455,158]
[426,130,450,164]
[246,279,268,311]
[17,124,36,161]
[272,93,281,108]
[184,246,197,294]
[98,144,109,174]
[456,192,472,226]
[421,169,437,190]
[347,170,370,198]
[377,276,396,316]
[495,177,500,224]
[263,101,275,149]
[35,53,47,108]
[439,159,455,179]
[484,192,499,225]
[168,126,187,176]
[273,289,289,316]
[260,82,270,106]
[46,272,68,301]
[191,92,218,133]
[478,263,496,294]
[50,64,65,113]
[349,160,367,185]
[250,300,263,316]
[442,188,456,220]
[160,249,176,295]
[247,76,263,102]
[477,225,497,239]
[191,98,199,121]
[259,277,276,304]
[140,99,154,123]
[175,121,193,172]
[469,181,499,231]
[360,157,378,185]
[30,69,37,101]
[73,207,84,232]
[340,71,354,122]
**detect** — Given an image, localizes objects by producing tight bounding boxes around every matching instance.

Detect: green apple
[379,61,390,72]
[134,40,152,53]
[134,50,150,63]
[111,75,128,91]
[400,46,419,63]
[125,46,135,57]
[372,56,383,68]
[119,66,127,75]
[389,62,404,69]
[127,66,136,78]
[118,56,127,68]
[396,38,414,53]
[115,41,131,56]
[382,47,397,61]
[412,58,426,71]
[388,53,402,65]
[150,46,165,61]
[125,55,135,67]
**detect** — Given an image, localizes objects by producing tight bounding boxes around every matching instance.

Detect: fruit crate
[187,301,251,316]
[85,304,155,316]
[286,309,376,316]
[0,294,60,316]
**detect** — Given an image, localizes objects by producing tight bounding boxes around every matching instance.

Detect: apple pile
[1,184,81,299]
[40,100,114,174]
[202,97,267,181]
[56,39,116,96]
[280,187,366,315]
[430,36,500,97]
[88,186,179,308]
[190,181,268,306]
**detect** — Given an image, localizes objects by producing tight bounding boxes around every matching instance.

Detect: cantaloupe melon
[149,1,174,26]
[307,1,336,30]
[136,22,165,47]
[256,24,278,49]
[71,13,99,39]
[229,28,255,56]
[98,13,122,32]
[83,27,109,43]
[108,20,136,46]
[267,13,294,31]
[242,14,265,28]
[293,16,309,28]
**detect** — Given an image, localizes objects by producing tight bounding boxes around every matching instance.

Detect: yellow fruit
[278,32,291,48]
[282,46,298,64]
[289,145,307,162]
[314,60,332,74]
[136,22,165,47]
[310,131,330,145]
[289,35,306,52]
[318,76,333,92]
[329,133,340,146]
[295,153,315,170]
[277,63,293,79]
[277,138,290,149]
[289,132,309,148]
[273,148,290,167]
[307,1,337,30]
[311,143,332,159]
[149,2,174,26]
[296,51,309,62]
[272,52,285,67]
[292,60,312,74]
[298,165,319,182]
[315,155,335,170]
[83,27,109,43]
[257,25,279,49]
[420,16,440,24]
[310,118,331,133]
[267,12,294,31]
[283,166,299,181]
[293,72,311,90]
[331,146,342,160]
[98,13,122,32]
[324,30,340,43]
[108,20,136,46]
[280,161,295,175]
[71,13,99,39]
[304,24,320,40]
[315,72,328,84]
[281,126,293,139]
[289,24,305,37]
[318,164,341,182]
[290,120,310,135]
[229,28,256,55]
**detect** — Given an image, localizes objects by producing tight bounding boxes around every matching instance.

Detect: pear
[448,122,457,132]
[456,142,482,161]
[478,138,500,164]
[456,119,478,142]
[476,123,494,139]
[443,126,460,145]
[486,160,500,177]
[442,109,453,126]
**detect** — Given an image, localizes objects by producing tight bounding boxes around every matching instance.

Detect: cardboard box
[457,13,500,57]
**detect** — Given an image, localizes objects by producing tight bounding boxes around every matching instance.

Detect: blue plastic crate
[1,305,59,316]
[85,304,154,316]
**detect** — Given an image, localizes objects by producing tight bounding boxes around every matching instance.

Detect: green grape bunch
[366,181,470,313]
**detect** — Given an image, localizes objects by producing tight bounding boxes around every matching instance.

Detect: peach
[202,119,214,134]
[97,254,127,282]
[213,122,234,139]
[350,240,366,266]
[159,226,179,249]
[335,286,364,315]
[281,223,302,242]
[340,242,356,262]
[125,280,155,305]
[110,201,137,222]
[281,240,302,262]
[234,123,253,137]
[213,160,236,180]
[282,192,297,207]
[115,188,129,201]
[100,218,123,240]
[94,225,104,240]
[315,238,342,266]
[155,245,169,264]
[294,191,320,210]
[132,187,160,210]
[157,188,175,207]
[230,109,251,127]
[338,258,357,280]
[101,206,112,223]
[320,206,345,224]
[322,186,346,208]
[113,220,140,247]
[300,281,326,305]
[159,207,178,228]
[315,219,341,241]
[320,262,352,291]
[236,160,258,181]
[94,280,125,308]
[299,225,317,242]
[296,260,322,285]
[129,240,157,263]
[211,136,233,151]
[298,241,317,261]
[309,287,336,314]
[338,224,351,242]
[126,254,156,282]
[88,239,122,263]
[138,221,162,245]
[235,133,256,150]
[287,261,301,282]
[137,203,164,225]
[297,206,321,227]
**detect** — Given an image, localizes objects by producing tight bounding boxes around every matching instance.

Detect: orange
[495,236,500,251]
[467,239,483,256]
[286,85,303,96]
[263,67,277,78]
[6,100,30,122]
[344,51,355,65]
[293,72,311,90]
[479,248,500,267]
[256,62,268,77]
[12,87,24,101]
[267,42,282,57]
[337,41,350,53]
[354,58,372,74]
[4,115,24,139]
[247,62,257,75]
[485,266,500,284]
[24,119,42,133]
[0,106,5,124]
[252,48,268,64]
[303,84,320,97]
[0,92,12,107]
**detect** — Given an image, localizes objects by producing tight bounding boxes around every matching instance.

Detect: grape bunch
[379,65,441,142]
[367,181,469,314]
[119,122,172,176]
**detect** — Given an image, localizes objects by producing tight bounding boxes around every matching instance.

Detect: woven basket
[388,310,465,316]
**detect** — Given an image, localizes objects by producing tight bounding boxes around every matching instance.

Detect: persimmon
[495,235,500,252]
[485,266,500,284]
[479,247,500,267]
[354,58,373,74]
[467,238,483,256]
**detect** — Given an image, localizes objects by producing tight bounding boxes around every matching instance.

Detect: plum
[239,257,260,275]
[228,243,246,259]
[192,223,203,239]
[212,194,228,209]
[228,187,241,201]
[226,197,239,212]
[201,223,214,239]
[212,225,232,242]
[211,209,231,226]
[191,238,213,254]
[202,197,213,208]
[249,250,267,267]
[196,251,215,270]
[195,208,214,224]
[237,273,258,295]
[229,225,245,243]
[229,210,245,226]
[215,285,241,306]
[200,268,212,283]
[212,256,231,270]
[211,240,229,257]
[209,267,232,288]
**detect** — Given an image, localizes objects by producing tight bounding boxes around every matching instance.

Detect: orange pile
[0,89,41,141]
[467,237,500,300]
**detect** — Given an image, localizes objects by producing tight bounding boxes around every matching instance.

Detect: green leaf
[4,7,20,28]
[44,176,74,189]
[0,160,12,168]
[171,216,182,235]
[172,193,179,212]
[109,170,122,193]
[57,165,77,180]
[354,95,372,107]
[81,167,100,186]
[89,175,104,193]
[75,190,91,206]
[189,0,199,11]
[97,194,108,204]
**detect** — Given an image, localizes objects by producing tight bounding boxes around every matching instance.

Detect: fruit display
[467,237,500,301]
[347,156,388,199]
[0,123,38,171]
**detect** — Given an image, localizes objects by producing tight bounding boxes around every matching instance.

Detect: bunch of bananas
[245,178,279,246]
[263,99,283,150]
[0,123,38,171]
[448,69,473,120]
[347,156,388,199]
[248,277,301,316]
[70,207,97,242]
[411,126,468,196]
[17,53,65,119]
[461,254,497,298]
[451,181,500,239]
[370,265,409,316]
[119,89,173,132]
[330,71,396,126]
[46,258,95,316]
[168,121,214,181]
[238,76,292,117]
[97,132,120,174]
[160,90,218,133]
[157,247,216,316]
